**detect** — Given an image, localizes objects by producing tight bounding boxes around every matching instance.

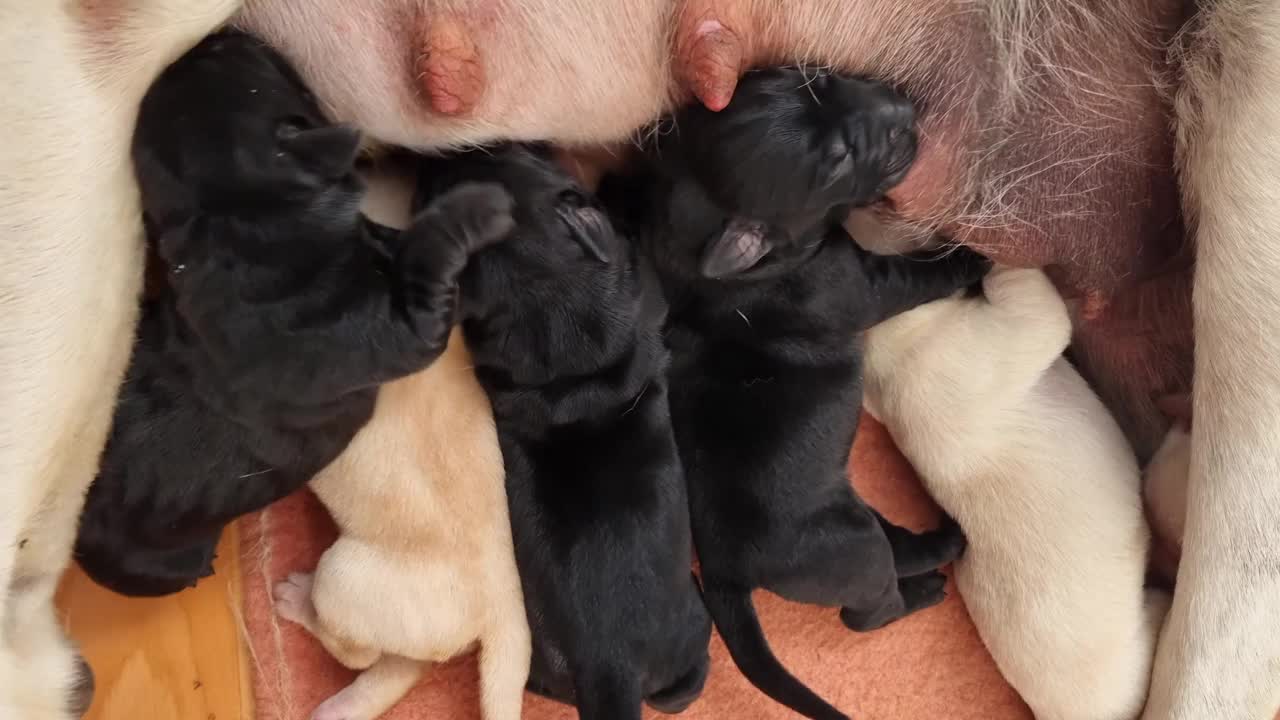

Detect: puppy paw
[310,699,354,720]
[423,181,516,253]
[311,685,370,720]
[931,515,968,562]
[898,570,948,613]
[946,245,993,285]
[273,572,317,626]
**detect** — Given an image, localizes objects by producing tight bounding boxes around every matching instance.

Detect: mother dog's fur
[0,2,241,717]
[1150,1,1280,716]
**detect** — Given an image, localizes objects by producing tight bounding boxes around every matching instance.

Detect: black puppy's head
[132,30,363,224]
[416,144,622,284]
[671,67,916,221]
[651,67,916,279]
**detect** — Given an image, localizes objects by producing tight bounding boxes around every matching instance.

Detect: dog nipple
[417,15,485,117]
[1080,289,1111,322]
[681,19,744,112]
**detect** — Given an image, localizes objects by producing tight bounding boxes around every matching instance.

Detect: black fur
[415,144,712,720]
[74,30,513,597]
[601,68,991,720]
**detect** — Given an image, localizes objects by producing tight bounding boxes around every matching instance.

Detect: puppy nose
[871,91,915,153]
[866,90,917,187]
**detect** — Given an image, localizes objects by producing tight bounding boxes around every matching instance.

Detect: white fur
[863,267,1168,720]
[0,3,240,717]
[1146,1,1280,716]
[273,163,530,720]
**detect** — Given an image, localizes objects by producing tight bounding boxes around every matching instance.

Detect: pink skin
[234,0,1190,455]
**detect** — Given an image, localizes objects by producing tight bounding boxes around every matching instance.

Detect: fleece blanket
[240,414,1034,720]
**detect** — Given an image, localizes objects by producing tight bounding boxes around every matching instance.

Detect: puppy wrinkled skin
[419,144,712,720]
[74,30,514,599]
[863,266,1169,720]
[272,159,528,720]
[0,2,241,717]
[603,68,984,720]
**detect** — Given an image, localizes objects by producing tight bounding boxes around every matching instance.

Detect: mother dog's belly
[235,0,1193,452]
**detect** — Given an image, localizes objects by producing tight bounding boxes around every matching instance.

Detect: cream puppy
[273,159,529,720]
[0,3,241,718]
[862,266,1169,720]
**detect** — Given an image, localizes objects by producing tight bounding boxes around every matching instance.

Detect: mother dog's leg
[1144,1,1280,717]
[0,3,240,716]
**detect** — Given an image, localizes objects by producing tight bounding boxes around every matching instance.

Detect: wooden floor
[55,528,253,720]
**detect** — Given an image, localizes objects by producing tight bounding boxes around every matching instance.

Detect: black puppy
[601,68,990,720]
[74,30,513,597]
[414,143,712,720]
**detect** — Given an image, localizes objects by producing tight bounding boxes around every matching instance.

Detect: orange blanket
[241,415,1033,719]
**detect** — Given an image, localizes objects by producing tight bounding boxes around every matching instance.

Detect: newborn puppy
[74,30,513,598]
[863,266,1170,720]
[602,67,987,720]
[273,158,529,720]
[414,143,712,720]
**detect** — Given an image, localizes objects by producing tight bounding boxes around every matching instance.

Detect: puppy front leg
[248,183,515,402]
[312,656,425,720]
[393,183,514,347]
[1146,1,1280,715]
[852,243,991,330]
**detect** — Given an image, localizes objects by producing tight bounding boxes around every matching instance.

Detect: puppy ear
[699,219,772,278]
[278,124,362,179]
[555,191,614,263]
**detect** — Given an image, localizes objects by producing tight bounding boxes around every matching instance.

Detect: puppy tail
[477,617,532,720]
[703,584,851,720]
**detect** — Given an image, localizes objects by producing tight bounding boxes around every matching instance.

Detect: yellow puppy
[863,266,1169,720]
[274,159,529,720]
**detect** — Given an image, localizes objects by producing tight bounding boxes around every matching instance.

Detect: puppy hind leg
[839,572,947,632]
[310,655,424,720]
[273,573,380,671]
[477,618,531,720]
[872,509,967,576]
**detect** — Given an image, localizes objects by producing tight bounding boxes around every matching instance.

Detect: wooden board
[55,528,253,720]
